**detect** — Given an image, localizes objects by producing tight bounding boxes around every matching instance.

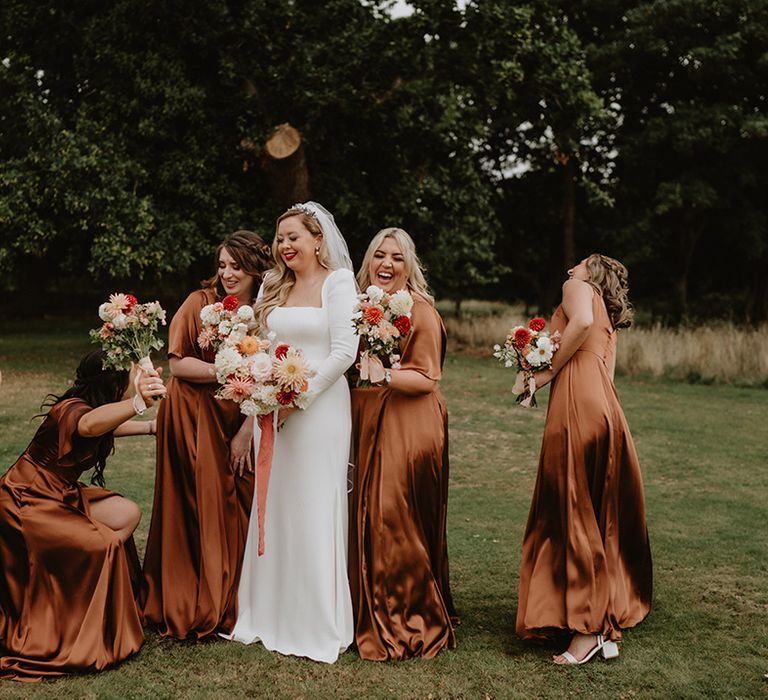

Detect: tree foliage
[1,0,766,322]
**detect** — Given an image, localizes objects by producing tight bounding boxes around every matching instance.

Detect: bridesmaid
[141,230,272,639]
[0,350,163,680]
[349,227,457,661]
[515,254,652,664]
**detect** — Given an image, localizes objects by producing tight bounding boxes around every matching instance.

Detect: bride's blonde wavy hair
[585,253,634,329]
[357,227,434,305]
[253,207,334,332]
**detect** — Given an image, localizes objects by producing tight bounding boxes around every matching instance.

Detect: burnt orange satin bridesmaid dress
[349,294,457,660]
[0,399,143,681]
[516,291,652,642]
[141,290,254,639]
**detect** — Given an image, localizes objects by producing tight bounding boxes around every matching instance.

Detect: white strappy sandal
[555,634,619,665]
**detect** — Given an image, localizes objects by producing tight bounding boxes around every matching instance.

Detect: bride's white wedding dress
[230,268,357,663]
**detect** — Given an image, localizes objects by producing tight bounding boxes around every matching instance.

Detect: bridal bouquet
[198,294,256,352]
[493,317,561,407]
[213,332,316,556]
[91,293,167,371]
[352,285,413,386]
[213,334,315,416]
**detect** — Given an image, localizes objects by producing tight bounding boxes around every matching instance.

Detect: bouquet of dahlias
[352,285,414,386]
[493,317,561,407]
[213,334,315,416]
[198,294,256,353]
[213,332,315,556]
[91,293,167,411]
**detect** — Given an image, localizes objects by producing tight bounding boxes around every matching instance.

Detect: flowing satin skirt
[516,350,652,641]
[141,378,253,639]
[0,459,143,681]
[349,386,456,660]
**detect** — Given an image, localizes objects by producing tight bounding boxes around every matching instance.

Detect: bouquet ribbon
[359,351,386,384]
[512,371,538,408]
[256,413,275,556]
[132,356,156,413]
[519,375,537,408]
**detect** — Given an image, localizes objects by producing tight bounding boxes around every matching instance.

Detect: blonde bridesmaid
[141,231,272,639]
[0,350,163,680]
[515,254,652,664]
[348,228,456,661]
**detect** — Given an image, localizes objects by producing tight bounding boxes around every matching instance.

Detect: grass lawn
[0,319,766,698]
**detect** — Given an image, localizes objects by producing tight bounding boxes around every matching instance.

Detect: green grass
[0,322,767,698]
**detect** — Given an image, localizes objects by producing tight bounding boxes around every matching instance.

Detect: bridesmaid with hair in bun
[515,254,652,665]
[141,230,273,640]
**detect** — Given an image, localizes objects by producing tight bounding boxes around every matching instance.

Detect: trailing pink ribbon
[358,351,386,384]
[256,413,275,556]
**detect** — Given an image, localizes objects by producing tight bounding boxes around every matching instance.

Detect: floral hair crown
[288,202,318,220]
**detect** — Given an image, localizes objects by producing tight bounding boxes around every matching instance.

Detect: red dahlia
[393,316,411,336]
[276,389,296,406]
[222,294,239,311]
[274,344,290,360]
[528,317,546,332]
[125,294,138,311]
[513,327,532,349]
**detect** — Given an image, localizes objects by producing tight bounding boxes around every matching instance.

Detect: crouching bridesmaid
[0,350,164,681]
[349,227,457,661]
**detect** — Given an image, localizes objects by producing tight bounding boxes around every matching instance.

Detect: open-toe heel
[601,639,619,659]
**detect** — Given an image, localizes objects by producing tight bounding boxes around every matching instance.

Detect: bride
[227,202,357,663]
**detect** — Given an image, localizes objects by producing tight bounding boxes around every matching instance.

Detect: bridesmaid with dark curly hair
[0,350,163,680]
[515,254,652,665]
[141,230,273,640]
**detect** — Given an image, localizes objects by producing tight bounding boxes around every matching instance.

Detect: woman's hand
[532,368,554,389]
[277,406,297,430]
[230,420,254,476]
[137,367,167,407]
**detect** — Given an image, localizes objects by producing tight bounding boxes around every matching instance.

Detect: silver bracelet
[384,369,392,385]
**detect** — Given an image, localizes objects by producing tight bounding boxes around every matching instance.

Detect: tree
[571,0,768,322]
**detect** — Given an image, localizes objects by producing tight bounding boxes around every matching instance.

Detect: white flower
[252,383,278,410]
[537,336,553,353]
[215,346,244,378]
[366,285,385,304]
[98,303,112,322]
[239,398,259,416]
[526,343,553,367]
[248,352,273,382]
[228,323,248,345]
[293,391,313,410]
[200,305,221,326]
[218,319,233,336]
[236,305,255,322]
[112,313,129,329]
[388,290,413,317]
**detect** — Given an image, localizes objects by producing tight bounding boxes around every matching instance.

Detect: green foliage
[1,1,766,321]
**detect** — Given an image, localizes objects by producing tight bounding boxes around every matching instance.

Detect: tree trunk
[539,154,577,313]
[671,225,699,324]
[746,252,768,325]
[562,155,577,271]
[261,123,311,207]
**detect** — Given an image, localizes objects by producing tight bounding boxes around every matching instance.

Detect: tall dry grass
[439,301,768,386]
